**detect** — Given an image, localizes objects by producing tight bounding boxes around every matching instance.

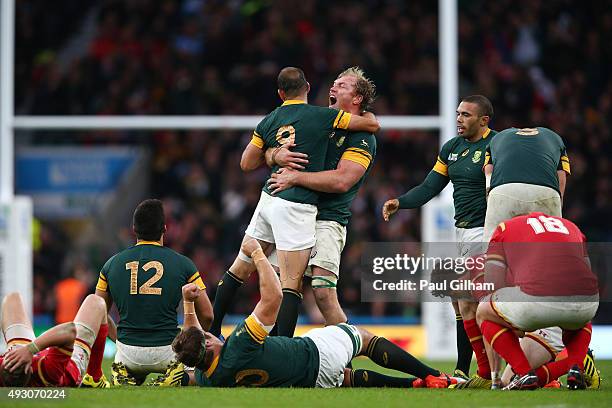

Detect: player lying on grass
[0,292,109,387]
[476,213,599,390]
[170,239,462,388]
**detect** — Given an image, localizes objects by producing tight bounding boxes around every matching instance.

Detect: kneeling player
[170,239,461,389]
[0,292,109,387]
[477,213,599,390]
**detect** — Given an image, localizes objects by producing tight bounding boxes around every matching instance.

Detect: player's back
[489,213,598,297]
[99,243,201,346]
[258,101,350,204]
[488,127,569,192]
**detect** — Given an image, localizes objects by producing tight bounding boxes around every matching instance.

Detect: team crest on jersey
[472,150,482,163]
[448,153,458,161]
[461,149,470,157]
[360,140,369,148]
[336,136,346,147]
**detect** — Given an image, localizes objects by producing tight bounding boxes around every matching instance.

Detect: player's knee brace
[72,322,96,376]
[311,275,338,290]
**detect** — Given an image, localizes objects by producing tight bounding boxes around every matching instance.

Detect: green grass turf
[3,359,611,408]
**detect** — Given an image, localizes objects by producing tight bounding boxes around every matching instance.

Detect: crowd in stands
[17,0,612,322]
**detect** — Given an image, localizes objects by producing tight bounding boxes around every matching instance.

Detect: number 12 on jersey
[125,261,164,295]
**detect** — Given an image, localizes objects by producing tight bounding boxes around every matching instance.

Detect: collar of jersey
[482,128,491,139]
[135,241,162,246]
[205,355,220,378]
[281,99,306,106]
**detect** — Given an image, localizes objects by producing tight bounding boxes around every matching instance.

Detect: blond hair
[338,67,376,112]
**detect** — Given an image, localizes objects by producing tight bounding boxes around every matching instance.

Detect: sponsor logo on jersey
[472,150,482,163]
[461,149,470,157]
[360,140,369,148]
[336,136,346,147]
[448,153,458,161]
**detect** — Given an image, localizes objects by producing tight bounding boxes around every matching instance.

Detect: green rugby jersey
[195,315,319,387]
[437,128,497,228]
[317,130,377,225]
[96,241,205,347]
[250,100,352,205]
[485,127,571,193]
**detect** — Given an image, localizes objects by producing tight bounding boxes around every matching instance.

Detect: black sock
[367,336,439,379]
[455,313,472,375]
[209,271,243,336]
[276,289,302,337]
[351,369,416,388]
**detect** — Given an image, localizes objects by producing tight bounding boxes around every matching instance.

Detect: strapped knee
[311,275,338,290]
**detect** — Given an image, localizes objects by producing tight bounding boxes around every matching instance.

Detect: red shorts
[30,347,81,387]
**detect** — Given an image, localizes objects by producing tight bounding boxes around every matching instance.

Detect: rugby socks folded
[351,369,416,388]
[455,313,472,376]
[87,323,108,381]
[276,289,302,337]
[463,318,490,379]
[481,320,531,375]
[367,336,439,379]
[210,270,243,336]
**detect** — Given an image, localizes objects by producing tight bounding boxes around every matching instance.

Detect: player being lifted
[477,213,599,390]
[172,239,461,388]
[95,199,213,386]
[209,67,379,338]
[382,96,496,382]
[0,292,109,388]
[265,67,377,327]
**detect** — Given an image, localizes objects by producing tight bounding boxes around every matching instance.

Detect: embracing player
[209,67,379,338]
[383,95,496,382]
[95,199,213,386]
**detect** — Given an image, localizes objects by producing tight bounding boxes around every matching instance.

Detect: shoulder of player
[345,131,376,150]
[439,136,464,156]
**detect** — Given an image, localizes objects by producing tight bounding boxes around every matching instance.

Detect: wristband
[251,248,266,263]
[26,342,40,355]
[184,301,195,314]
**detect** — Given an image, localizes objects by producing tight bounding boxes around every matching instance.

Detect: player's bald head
[277,67,309,99]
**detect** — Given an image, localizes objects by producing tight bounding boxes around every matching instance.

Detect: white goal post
[1,0,458,359]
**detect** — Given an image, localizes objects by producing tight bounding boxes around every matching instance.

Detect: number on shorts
[526,216,569,235]
[126,261,164,295]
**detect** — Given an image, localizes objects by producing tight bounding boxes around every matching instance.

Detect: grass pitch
[4,359,611,408]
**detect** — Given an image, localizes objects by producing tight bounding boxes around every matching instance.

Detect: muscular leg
[1,292,35,349]
[210,236,273,336]
[311,266,346,326]
[275,248,310,337]
[72,294,107,379]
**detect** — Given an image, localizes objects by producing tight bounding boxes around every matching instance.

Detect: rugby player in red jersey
[476,213,599,390]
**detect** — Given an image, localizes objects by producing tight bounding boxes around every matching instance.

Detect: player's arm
[264,143,309,170]
[557,170,566,202]
[95,269,117,341]
[241,239,282,327]
[195,287,213,331]
[240,142,265,171]
[344,111,380,133]
[557,152,570,201]
[2,322,76,373]
[383,169,449,221]
[484,164,494,197]
[181,284,203,331]
[268,159,366,194]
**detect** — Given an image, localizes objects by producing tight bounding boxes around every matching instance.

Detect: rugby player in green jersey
[95,199,213,386]
[171,239,461,388]
[382,95,496,384]
[210,67,379,339]
[483,126,570,242]
[266,67,377,327]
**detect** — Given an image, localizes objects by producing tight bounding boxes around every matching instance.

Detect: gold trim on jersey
[333,110,352,130]
[37,356,51,386]
[188,271,206,290]
[96,272,108,292]
[205,355,220,378]
[560,155,571,174]
[136,241,162,246]
[245,315,268,344]
[432,157,448,176]
[342,147,372,169]
[281,100,306,106]
[250,132,264,149]
[483,151,491,166]
[482,128,492,139]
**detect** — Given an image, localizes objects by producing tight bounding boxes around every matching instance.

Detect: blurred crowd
[17,0,612,322]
